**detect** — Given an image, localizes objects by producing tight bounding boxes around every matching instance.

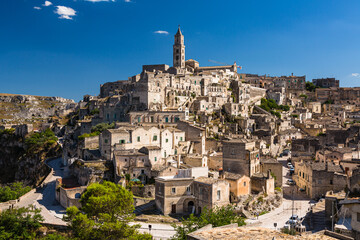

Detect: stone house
[316,147,353,164]
[113,149,151,183]
[260,158,283,187]
[308,101,322,114]
[128,110,188,124]
[222,139,260,177]
[55,178,87,209]
[100,125,186,161]
[222,171,251,202]
[155,169,230,215]
[312,78,339,88]
[250,171,275,194]
[192,177,230,214]
[293,161,347,199]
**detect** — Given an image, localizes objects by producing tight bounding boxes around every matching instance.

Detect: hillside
[0,93,76,125]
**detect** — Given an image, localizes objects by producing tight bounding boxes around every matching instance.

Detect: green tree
[64,181,151,240]
[305,82,317,92]
[91,122,115,134]
[0,182,31,202]
[0,206,44,239]
[171,205,245,240]
[25,128,58,154]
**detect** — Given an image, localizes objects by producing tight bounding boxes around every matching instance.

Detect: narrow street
[246,155,314,230]
[14,157,67,225]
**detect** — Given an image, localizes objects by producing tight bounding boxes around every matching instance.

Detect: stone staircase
[134,200,156,215]
[308,199,327,232]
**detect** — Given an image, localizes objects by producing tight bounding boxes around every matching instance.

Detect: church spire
[173,26,185,68]
[176,25,182,36]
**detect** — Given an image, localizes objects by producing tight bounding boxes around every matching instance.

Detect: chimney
[267,170,271,179]
[219,167,224,179]
[177,154,181,168]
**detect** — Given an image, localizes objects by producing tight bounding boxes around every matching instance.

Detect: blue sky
[1,0,360,101]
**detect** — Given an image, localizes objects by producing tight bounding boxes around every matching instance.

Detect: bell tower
[173,26,185,68]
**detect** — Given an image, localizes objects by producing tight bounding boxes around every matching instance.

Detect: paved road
[14,157,67,225]
[246,156,314,230]
[131,222,176,240]
[6,157,177,238]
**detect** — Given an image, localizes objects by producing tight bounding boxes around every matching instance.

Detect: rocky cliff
[0,129,62,186]
[0,93,76,125]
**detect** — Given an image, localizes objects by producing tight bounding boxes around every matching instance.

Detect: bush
[299,94,308,99]
[91,122,116,133]
[89,109,100,115]
[275,187,282,192]
[281,227,297,235]
[25,128,58,153]
[171,205,245,240]
[0,182,31,202]
[78,131,100,141]
[260,98,289,117]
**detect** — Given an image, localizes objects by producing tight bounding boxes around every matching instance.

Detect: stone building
[128,110,188,124]
[250,171,275,194]
[222,139,260,177]
[293,161,347,199]
[155,168,230,215]
[99,125,186,161]
[222,171,251,202]
[312,78,339,88]
[260,158,283,187]
[55,178,87,209]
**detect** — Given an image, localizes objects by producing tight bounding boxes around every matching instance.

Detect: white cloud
[34,6,42,10]
[154,30,169,35]
[43,1,52,7]
[125,0,131,2]
[85,0,116,2]
[55,6,77,20]
[351,73,360,78]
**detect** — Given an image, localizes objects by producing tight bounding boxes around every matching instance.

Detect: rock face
[0,93,76,125]
[0,130,61,186]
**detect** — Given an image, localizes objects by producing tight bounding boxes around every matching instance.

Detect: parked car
[299,188,306,192]
[287,215,299,225]
[287,179,295,185]
[287,162,293,168]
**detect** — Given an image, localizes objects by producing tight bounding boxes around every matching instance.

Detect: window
[104,139,108,143]
[141,170,144,174]
[330,180,333,185]
[119,139,125,144]
[114,113,117,120]
[357,212,360,222]
[165,117,169,123]
[154,157,157,162]
[153,135,157,141]
[186,186,191,192]
[171,187,176,194]
[217,190,221,200]
[124,159,127,162]
[137,136,140,142]
[164,151,167,158]
[175,149,177,154]
[180,137,183,141]
[243,182,246,187]
[166,139,169,143]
